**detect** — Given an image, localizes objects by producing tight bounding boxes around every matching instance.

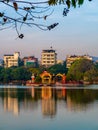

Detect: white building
[4,52,20,68]
[41,48,57,67]
[66,55,92,68]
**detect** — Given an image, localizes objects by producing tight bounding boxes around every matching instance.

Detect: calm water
[0,85,98,130]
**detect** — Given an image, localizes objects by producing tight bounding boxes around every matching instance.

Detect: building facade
[66,55,92,68]
[41,48,57,67]
[22,56,38,67]
[4,52,20,68]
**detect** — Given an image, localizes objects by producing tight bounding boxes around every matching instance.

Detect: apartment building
[41,48,57,67]
[66,55,92,68]
[4,52,20,68]
[22,56,38,67]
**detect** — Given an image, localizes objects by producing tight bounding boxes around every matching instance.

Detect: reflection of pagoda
[41,87,56,117]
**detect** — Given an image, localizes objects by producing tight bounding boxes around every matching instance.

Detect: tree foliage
[0,0,92,38]
[47,61,68,74]
[0,67,32,84]
[66,58,96,81]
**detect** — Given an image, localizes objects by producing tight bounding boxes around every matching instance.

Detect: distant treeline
[0,59,98,84]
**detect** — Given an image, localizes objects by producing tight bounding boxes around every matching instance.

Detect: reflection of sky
[0,0,98,60]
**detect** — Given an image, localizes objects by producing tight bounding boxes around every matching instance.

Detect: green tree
[1,68,13,83]
[11,67,32,81]
[84,67,98,82]
[47,61,67,74]
[28,68,41,76]
[66,58,95,81]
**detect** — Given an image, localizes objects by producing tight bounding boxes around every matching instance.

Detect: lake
[0,84,98,130]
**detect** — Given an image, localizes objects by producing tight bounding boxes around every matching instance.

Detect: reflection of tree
[55,88,66,100]
[0,87,98,116]
[66,89,98,111]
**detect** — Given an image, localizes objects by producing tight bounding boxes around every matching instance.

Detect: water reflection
[0,86,98,117]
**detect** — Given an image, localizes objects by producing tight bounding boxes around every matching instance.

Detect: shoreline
[0,81,98,87]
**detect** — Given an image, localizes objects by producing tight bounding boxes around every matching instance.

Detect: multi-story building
[4,52,20,68]
[41,48,57,67]
[22,56,38,67]
[66,55,92,68]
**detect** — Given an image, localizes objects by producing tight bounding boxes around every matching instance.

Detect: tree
[0,67,13,83]
[47,61,67,74]
[84,66,98,82]
[66,58,95,81]
[11,67,32,81]
[0,0,92,38]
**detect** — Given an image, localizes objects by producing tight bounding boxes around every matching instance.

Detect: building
[57,60,63,64]
[22,56,38,67]
[41,47,57,67]
[66,55,92,68]
[4,52,20,68]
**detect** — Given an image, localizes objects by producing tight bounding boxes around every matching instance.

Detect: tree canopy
[0,0,92,38]
[66,58,97,82]
[47,61,68,74]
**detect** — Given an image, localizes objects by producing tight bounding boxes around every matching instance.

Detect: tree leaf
[66,0,71,8]
[71,0,76,8]
[23,13,28,22]
[0,12,4,17]
[3,18,7,22]
[13,2,18,11]
[44,15,47,20]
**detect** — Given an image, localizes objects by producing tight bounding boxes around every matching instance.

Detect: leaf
[66,0,71,8]
[19,34,24,39]
[78,0,84,5]
[71,0,76,8]
[3,18,7,22]
[6,0,9,3]
[13,2,18,11]
[24,7,30,11]
[23,13,28,22]
[31,6,35,9]
[63,8,69,16]
[0,12,4,17]
[44,15,47,20]
[47,23,59,30]
[48,0,58,5]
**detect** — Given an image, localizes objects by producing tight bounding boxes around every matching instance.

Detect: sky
[0,0,98,60]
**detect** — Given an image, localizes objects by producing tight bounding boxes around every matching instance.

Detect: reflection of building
[42,99,56,117]
[4,52,20,68]
[4,89,19,116]
[66,55,92,68]
[41,47,57,67]
[22,56,38,67]
[42,87,56,117]
[56,88,66,99]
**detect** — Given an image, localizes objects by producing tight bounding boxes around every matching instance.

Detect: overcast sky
[0,0,98,60]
